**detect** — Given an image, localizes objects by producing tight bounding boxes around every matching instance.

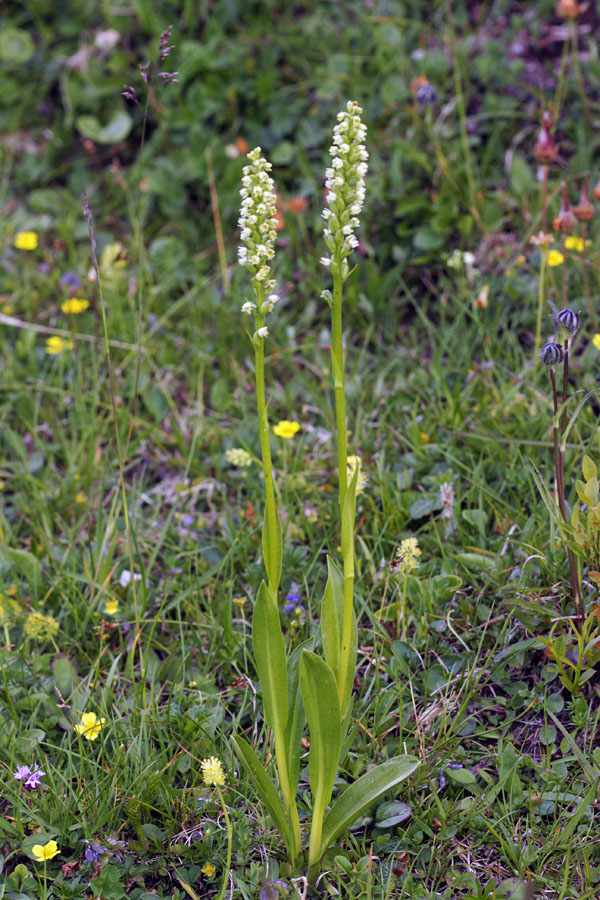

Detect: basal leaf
[232,736,294,860]
[252,581,288,735]
[320,756,419,853]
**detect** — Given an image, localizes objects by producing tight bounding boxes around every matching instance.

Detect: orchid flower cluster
[238,148,279,340]
[321,101,368,281]
[233,103,418,884]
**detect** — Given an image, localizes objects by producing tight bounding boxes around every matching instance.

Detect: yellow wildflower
[201,756,225,787]
[24,611,59,641]
[75,492,85,504]
[14,231,38,251]
[32,840,59,861]
[45,336,73,355]
[61,298,89,314]
[547,249,564,267]
[100,242,128,272]
[394,537,422,575]
[564,236,584,252]
[593,334,600,351]
[202,862,216,877]
[105,598,119,616]
[273,420,300,439]
[74,711,106,741]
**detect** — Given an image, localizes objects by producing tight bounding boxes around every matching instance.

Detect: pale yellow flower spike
[201,756,226,787]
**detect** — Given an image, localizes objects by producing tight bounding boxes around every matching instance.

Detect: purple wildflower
[139,62,150,84]
[284,583,303,616]
[84,841,107,864]
[122,85,138,105]
[14,763,45,790]
[159,26,175,60]
[60,271,81,288]
[157,71,179,83]
[24,765,45,790]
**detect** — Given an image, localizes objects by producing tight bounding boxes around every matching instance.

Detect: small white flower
[119,569,142,588]
[320,256,332,266]
[241,301,256,315]
[255,326,269,339]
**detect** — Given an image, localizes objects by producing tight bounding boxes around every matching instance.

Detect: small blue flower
[84,841,107,864]
[284,583,303,616]
[60,271,81,288]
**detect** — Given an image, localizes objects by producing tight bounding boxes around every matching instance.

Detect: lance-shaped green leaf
[252,581,288,735]
[300,651,341,816]
[283,641,309,798]
[232,735,295,860]
[320,756,420,853]
[262,501,282,595]
[321,556,345,674]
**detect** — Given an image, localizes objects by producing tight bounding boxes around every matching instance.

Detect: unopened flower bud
[552,184,576,233]
[593,179,600,201]
[557,0,580,18]
[557,308,580,336]
[416,83,437,106]
[534,111,557,166]
[540,341,564,367]
[573,173,594,222]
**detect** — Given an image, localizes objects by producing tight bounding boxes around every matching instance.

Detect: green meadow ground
[1,1,600,898]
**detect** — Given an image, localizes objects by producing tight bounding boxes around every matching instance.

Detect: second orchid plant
[232,103,418,882]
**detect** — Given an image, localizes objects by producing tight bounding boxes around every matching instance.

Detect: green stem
[254,303,280,598]
[273,728,302,856]
[214,785,232,900]
[534,251,547,373]
[331,260,347,511]
[307,791,326,884]
[331,254,355,716]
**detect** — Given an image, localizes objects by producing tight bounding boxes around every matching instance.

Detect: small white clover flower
[322,101,367,278]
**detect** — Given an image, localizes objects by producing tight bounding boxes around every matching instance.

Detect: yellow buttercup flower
[14,231,38,251]
[105,598,119,616]
[202,862,216,877]
[273,420,300,439]
[45,336,73,355]
[201,756,226,787]
[564,236,584,252]
[593,334,600,351]
[74,711,106,741]
[547,249,564,267]
[61,298,89,314]
[32,840,59,861]
[75,492,85,504]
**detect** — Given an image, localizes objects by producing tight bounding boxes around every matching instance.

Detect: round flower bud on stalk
[540,342,564,367]
[552,184,576,234]
[534,110,557,166]
[557,308,580,337]
[573,173,594,222]
[322,101,368,278]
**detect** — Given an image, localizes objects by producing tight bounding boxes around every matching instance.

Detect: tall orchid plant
[232,103,418,883]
